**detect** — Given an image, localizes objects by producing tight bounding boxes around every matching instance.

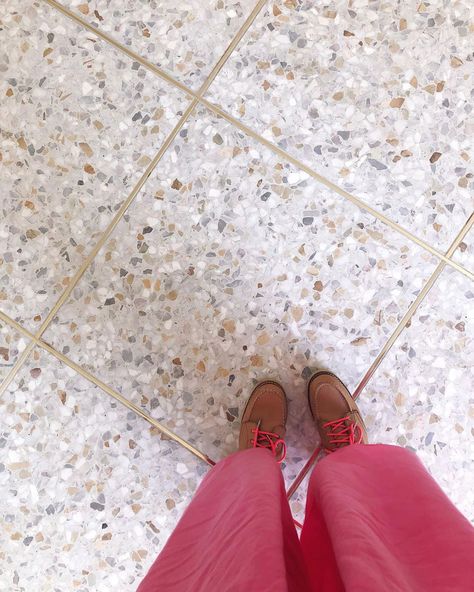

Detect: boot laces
[323,415,363,452]
[251,420,286,463]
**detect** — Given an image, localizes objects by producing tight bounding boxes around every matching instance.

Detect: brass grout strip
[0,0,268,469]
[40,339,216,466]
[198,98,474,282]
[286,445,321,500]
[41,0,474,282]
[42,0,194,99]
[0,99,200,459]
[0,309,215,466]
[0,310,36,341]
[195,0,268,97]
[352,211,474,399]
[285,212,473,502]
[35,0,268,343]
[34,98,199,341]
[0,341,36,399]
[0,310,39,398]
[17,0,474,499]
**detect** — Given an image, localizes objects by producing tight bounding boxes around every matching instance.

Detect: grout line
[352,211,474,399]
[0,308,215,466]
[286,445,321,500]
[195,0,268,97]
[33,98,198,341]
[42,0,194,98]
[0,341,36,399]
[42,0,474,282]
[20,0,474,503]
[40,339,216,466]
[35,0,268,343]
[198,98,474,282]
[0,0,267,469]
[0,100,200,460]
[285,212,473,502]
[352,268,445,396]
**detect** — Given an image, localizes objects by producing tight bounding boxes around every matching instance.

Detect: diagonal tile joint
[1,0,472,526]
[41,0,474,282]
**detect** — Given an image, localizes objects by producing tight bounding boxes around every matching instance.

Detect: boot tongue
[240,421,285,448]
[239,421,262,449]
[246,420,285,438]
[254,421,286,440]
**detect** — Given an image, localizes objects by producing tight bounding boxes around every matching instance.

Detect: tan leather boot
[308,371,368,453]
[239,381,287,463]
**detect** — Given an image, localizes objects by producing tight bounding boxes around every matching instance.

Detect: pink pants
[138,445,473,591]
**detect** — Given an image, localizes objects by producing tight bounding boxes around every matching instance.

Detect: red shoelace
[251,423,287,463]
[323,415,363,452]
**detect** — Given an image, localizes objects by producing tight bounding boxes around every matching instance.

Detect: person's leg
[138,382,310,592]
[302,444,474,592]
[301,372,474,592]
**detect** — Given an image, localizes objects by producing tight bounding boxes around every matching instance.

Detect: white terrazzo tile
[0,0,191,330]
[61,0,257,90]
[0,346,206,590]
[44,105,438,481]
[208,0,474,250]
[0,319,29,386]
[359,266,474,521]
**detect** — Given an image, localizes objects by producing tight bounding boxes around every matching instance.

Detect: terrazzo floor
[0,0,473,589]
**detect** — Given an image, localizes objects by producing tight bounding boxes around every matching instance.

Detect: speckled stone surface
[0,0,190,331]
[61,0,257,90]
[1,0,473,584]
[360,266,473,520]
[0,322,28,386]
[208,0,474,249]
[0,346,206,590]
[452,222,474,269]
[45,105,438,473]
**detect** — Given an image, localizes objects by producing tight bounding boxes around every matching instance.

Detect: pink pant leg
[138,448,311,592]
[301,444,474,592]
